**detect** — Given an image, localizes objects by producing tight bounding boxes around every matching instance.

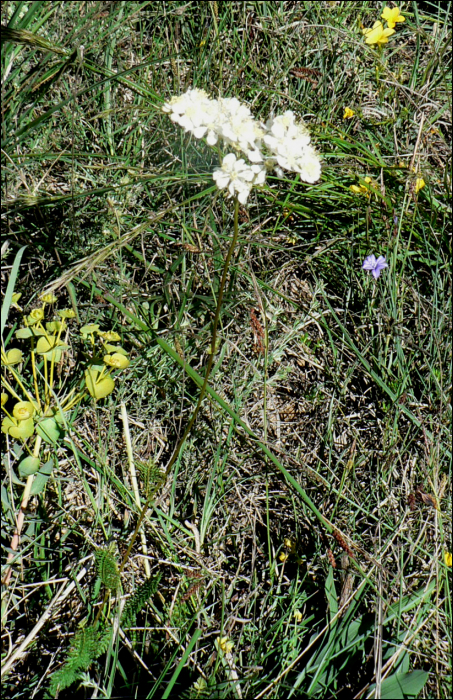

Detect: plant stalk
[118,197,240,574]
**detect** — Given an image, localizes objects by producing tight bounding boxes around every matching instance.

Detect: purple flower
[362,254,388,280]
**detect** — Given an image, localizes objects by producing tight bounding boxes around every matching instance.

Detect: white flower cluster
[163,88,321,204]
[263,111,321,183]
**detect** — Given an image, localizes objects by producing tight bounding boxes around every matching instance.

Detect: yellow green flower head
[294,609,303,622]
[103,353,130,369]
[363,20,395,45]
[343,107,355,119]
[27,307,45,325]
[1,393,9,407]
[99,330,121,342]
[36,336,67,356]
[46,321,63,333]
[13,401,35,421]
[40,292,58,304]
[381,6,405,29]
[2,415,34,440]
[219,637,234,654]
[104,343,128,355]
[2,348,24,365]
[85,367,115,399]
[58,308,76,319]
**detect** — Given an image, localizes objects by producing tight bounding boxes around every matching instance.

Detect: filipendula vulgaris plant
[1,292,130,586]
[116,89,323,573]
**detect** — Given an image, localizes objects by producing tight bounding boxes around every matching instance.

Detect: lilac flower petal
[375,256,388,270]
[362,254,377,271]
[362,254,388,280]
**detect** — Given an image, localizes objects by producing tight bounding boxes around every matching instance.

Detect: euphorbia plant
[1,293,130,585]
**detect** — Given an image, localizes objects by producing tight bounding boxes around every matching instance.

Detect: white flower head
[295,146,322,183]
[213,153,266,204]
[263,111,320,183]
[163,90,321,193]
[163,88,220,144]
[218,97,265,160]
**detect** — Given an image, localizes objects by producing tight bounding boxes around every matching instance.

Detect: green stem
[164,196,240,477]
[118,197,240,575]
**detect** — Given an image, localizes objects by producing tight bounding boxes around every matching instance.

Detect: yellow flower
[381,6,405,29]
[27,307,45,325]
[103,353,130,370]
[1,393,8,407]
[294,609,303,622]
[13,401,35,421]
[219,636,234,654]
[99,330,121,342]
[350,177,373,196]
[284,537,297,553]
[58,308,76,319]
[279,552,289,562]
[415,178,425,193]
[444,552,452,567]
[363,20,395,45]
[40,292,58,304]
[343,107,355,119]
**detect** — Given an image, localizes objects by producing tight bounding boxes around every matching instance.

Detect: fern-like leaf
[48,623,112,697]
[95,544,120,590]
[121,573,161,629]
[136,458,165,500]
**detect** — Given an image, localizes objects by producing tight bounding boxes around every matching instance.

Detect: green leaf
[30,458,55,495]
[95,548,120,590]
[325,568,338,621]
[18,455,40,477]
[15,326,45,339]
[1,246,27,338]
[369,670,429,699]
[35,416,65,444]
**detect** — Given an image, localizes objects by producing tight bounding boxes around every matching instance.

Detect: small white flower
[218,97,265,158]
[163,89,220,144]
[265,111,311,149]
[213,153,266,204]
[263,111,320,183]
[294,146,322,183]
